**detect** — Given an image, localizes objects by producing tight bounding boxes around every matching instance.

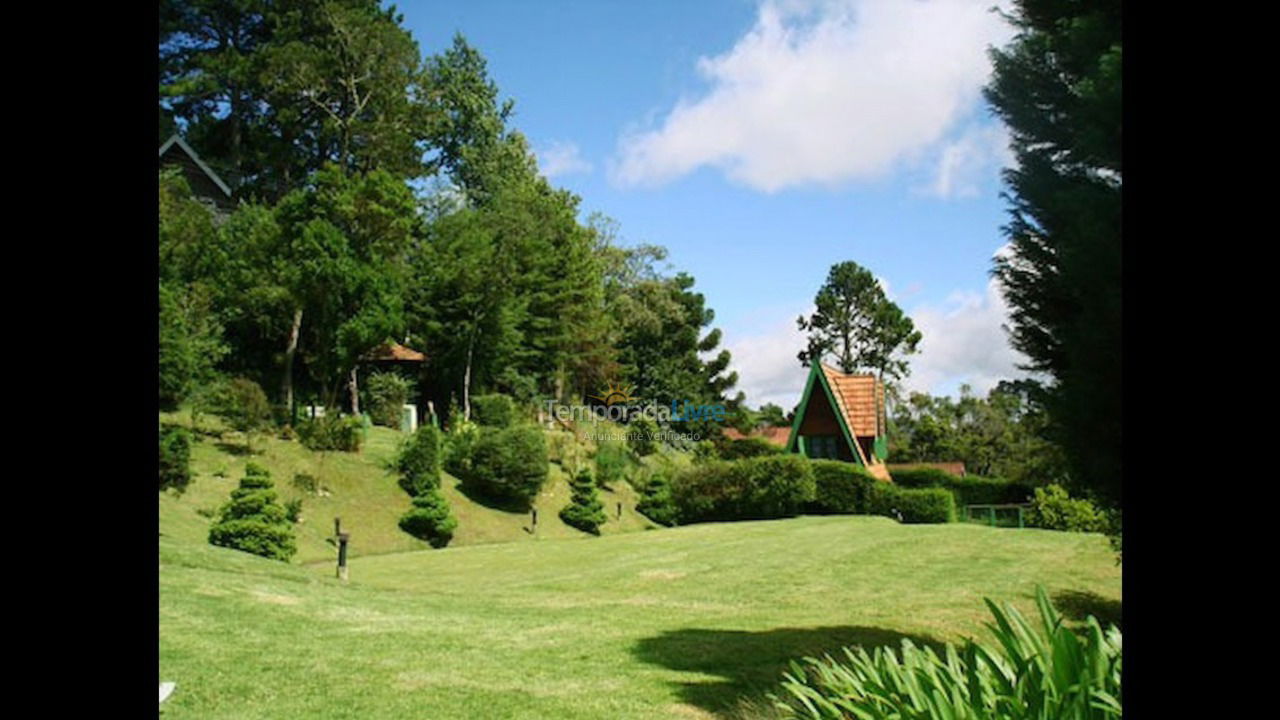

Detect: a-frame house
[785,362,893,481]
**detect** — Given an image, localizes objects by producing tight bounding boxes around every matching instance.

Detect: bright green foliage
[986,0,1122,510]
[159,425,193,493]
[284,498,303,523]
[1026,484,1108,533]
[808,460,877,515]
[593,441,631,489]
[159,280,228,411]
[297,414,363,452]
[208,466,296,561]
[364,371,414,428]
[866,485,956,524]
[442,417,480,481]
[796,260,921,381]
[215,377,273,451]
[635,471,677,527]
[559,468,606,535]
[774,585,1122,719]
[470,393,516,427]
[719,436,782,461]
[398,488,457,548]
[468,425,549,506]
[626,416,659,456]
[672,455,815,524]
[396,424,442,496]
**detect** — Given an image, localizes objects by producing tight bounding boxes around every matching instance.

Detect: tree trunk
[282,308,303,421]
[463,340,474,422]
[348,366,360,415]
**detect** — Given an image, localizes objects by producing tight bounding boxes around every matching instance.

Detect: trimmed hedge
[471,394,516,428]
[636,471,678,527]
[672,455,816,524]
[889,467,1033,507]
[468,424,549,505]
[867,484,956,524]
[808,460,878,514]
[397,424,442,496]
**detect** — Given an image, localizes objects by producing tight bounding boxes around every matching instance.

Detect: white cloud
[611,0,1013,192]
[723,308,813,411]
[536,140,593,178]
[922,123,1012,199]
[904,263,1034,397]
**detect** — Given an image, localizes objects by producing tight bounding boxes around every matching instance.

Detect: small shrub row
[888,467,1033,507]
[866,484,956,524]
[672,455,815,524]
[297,414,363,452]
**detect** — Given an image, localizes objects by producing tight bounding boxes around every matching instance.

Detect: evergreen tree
[208,464,297,561]
[559,468,606,535]
[985,0,1121,507]
[796,261,921,381]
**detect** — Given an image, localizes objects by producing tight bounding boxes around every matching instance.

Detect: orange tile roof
[362,341,426,363]
[820,363,884,438]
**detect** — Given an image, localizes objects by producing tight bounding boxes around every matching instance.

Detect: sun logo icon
[589,381,635,407]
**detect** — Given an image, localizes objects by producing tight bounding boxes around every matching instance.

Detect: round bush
[1026,484,1108,532]
[471,394,516,428]
[365,371,414,428]
[468,425,549,505]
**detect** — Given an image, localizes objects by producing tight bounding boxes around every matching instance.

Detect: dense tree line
[158,1,738,434]
[887,381,1068,487]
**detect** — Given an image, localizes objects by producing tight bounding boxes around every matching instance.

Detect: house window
[805,435,839,459]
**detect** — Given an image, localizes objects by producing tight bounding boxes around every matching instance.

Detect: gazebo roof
[361,341,426,363]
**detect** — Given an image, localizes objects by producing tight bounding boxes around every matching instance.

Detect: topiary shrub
[398,488,457,548]
[808,460,878,514]
[885,467,956,489]
[396,424,442,496]
[159,425,192,493]
[468,424,549,506]
[627,416,660,456]
[1026,484,1108,533]
[672,455,816,524]
[471,393,516,428]
[636,471,678,527]
[443,417,480,480]
[207,466,297,561]
[594,441,631,489]
[297,414,363,452]
[365,371,414,429]
[720,436,784,460]
[560,467,607,535]
[866,484,955,524]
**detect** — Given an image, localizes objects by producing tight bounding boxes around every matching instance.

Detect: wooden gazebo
[347,341,427,427]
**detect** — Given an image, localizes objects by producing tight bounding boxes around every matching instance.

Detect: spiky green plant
[773,585,1121,719]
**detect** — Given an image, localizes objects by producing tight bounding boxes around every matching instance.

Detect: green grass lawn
[159,514,1121,719]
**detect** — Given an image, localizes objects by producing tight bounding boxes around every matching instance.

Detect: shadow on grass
[213,442,254,456]
[451,479,533,514]
[1052,589,1122,629]
[632,625,946,717]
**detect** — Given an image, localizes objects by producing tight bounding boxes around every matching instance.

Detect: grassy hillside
[159,411,659,564]
[159,515,1121,719]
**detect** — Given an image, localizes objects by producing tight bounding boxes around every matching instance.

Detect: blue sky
[398,0,1029,408]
